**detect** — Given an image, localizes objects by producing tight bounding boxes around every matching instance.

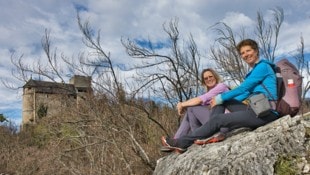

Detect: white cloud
[277,20,310,56]
[221,12,255,30]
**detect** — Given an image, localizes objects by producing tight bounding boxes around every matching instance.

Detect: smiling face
[203,71,217,89]
[237,39,260,67]
[239,45,259,67]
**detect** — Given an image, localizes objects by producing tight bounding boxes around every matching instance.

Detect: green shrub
[274,155,298,175]
[21,124,52,148]
[37,104,48,119]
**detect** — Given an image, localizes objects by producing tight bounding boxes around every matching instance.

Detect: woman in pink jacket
[173,68,230,139]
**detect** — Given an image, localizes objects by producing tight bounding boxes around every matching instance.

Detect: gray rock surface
[154,113,310,175]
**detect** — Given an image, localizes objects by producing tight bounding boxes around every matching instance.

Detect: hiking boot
[194,133,226,145]
[160,136,187,153]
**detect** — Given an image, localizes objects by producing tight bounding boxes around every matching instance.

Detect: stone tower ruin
[22,75,92,127]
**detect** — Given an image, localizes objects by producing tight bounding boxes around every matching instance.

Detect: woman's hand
[177,102,184,116]
[210,97,216,108]
[211,95,223,108]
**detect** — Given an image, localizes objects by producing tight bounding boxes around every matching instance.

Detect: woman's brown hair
[236,39,259,56]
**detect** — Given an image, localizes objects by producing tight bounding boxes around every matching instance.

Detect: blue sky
[0,0,309,126]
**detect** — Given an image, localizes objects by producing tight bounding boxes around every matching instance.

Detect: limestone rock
[154,113,310,175]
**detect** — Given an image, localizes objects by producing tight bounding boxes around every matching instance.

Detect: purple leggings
[174,106,229,138]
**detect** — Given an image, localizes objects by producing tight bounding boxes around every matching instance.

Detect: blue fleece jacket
[216,59,277,103]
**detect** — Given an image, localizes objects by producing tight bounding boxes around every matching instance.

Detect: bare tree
[4,12,178,173]
[209,7,284,85]
[9,29,67,84]
[76,13,121,99]
[256,7,284,62]
[294,36,310,101]
[209,22,248,85]
[122,18,204,107]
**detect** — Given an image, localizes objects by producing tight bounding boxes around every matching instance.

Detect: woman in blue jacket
[161,39,279,153]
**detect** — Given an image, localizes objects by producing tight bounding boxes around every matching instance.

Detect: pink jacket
[198,83,229,106]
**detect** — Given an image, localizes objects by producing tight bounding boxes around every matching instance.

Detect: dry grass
[2,97,308,175]
[0,96,179,175]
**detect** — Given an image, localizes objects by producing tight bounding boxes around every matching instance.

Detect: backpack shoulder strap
[261,83,276,101]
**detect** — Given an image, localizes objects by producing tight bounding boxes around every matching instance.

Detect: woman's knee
[210,114,226,126]
[186,107,196,117]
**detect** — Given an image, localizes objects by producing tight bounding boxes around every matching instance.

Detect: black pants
[175,99,279,149]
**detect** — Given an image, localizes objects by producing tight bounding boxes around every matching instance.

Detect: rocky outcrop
[154,113,310,175]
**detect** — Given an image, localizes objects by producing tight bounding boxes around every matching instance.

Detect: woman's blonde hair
[201,68,221,91]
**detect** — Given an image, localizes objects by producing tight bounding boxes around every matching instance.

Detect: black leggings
[176,99,279,149]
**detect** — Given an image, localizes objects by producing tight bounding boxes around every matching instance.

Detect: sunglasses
[204,76,214,80]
